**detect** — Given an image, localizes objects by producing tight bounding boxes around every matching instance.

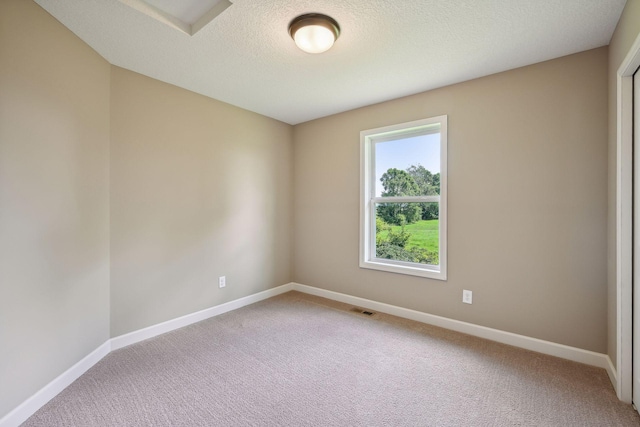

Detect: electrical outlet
[218,276,226,288]
[462,290,472,304]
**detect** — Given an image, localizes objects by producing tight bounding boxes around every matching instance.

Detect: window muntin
[360,116,447,280]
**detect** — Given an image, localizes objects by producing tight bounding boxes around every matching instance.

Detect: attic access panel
[119,0,231,35]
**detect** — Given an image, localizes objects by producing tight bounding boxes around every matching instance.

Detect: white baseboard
[0,341,111,427]
[0,283,293,427]
[2,282,618,427]
[111,284,293,350]
[290,283,613,372]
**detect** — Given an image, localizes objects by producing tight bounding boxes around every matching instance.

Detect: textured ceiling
[34,0,625,125]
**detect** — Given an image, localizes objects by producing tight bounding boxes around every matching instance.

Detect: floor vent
[350,307,376,316]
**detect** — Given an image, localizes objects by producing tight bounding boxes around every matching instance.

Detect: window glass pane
[375,202,439,266]
[375,133,441,197]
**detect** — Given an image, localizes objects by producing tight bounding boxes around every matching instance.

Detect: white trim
[607,355,618,392]
[372,195,440,204]
[191,0,232,35]
[291,283,612,370]
[616,31,640,403]
[0,341,111,427]
[117,0,191,34]
[0,284,293,427]
[111,284,293,350]
[359,115,448,281]
[117,0,232,36]
[2,281,616,426]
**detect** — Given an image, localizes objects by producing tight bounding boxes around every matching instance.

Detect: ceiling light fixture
[288,13,340,54]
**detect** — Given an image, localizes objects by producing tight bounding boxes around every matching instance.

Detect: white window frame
[359,116,447,280]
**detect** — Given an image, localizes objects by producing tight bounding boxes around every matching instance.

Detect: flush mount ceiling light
[288,13,340,54]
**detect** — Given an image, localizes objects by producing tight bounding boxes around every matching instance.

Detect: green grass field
[377,219,439,252]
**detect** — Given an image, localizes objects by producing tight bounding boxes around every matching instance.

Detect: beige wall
[0,0,292,419]
[0,0,622,419]
[0,0,111,418]
[293,47,609,353]
[109,67,292,336]
[607,0,640,370]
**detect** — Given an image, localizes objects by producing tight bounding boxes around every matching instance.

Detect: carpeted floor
[23,291,640,426]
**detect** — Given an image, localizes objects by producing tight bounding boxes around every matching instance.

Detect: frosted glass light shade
[289,14,340,54]
[294,25,335,53]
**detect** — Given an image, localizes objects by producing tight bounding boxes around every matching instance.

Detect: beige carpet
[23,291,640,426]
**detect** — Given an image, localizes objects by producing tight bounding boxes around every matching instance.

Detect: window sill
[360,259,447,281]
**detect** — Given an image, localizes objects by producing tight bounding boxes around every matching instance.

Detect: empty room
[2,0,640,425]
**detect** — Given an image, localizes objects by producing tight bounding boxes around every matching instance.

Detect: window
[360,116,447,280]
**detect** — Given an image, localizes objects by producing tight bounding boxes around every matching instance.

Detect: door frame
[617,32,640,403]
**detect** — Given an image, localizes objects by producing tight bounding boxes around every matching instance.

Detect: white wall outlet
[462,290,472,304]
[218,276,226,288]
